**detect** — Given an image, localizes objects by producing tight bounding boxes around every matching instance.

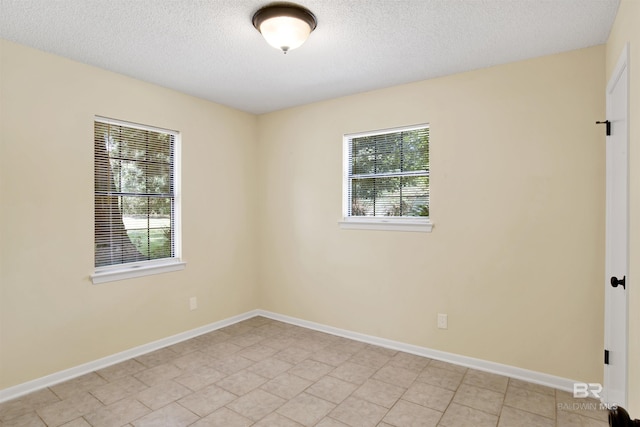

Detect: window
[91,117,184,284]
[340,124,432,232]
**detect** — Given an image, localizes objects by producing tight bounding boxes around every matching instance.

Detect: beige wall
[258,46,605,382]
[606,0,640,414]
[0,40,260,389]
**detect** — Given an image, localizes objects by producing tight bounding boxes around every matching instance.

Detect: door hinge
[605,349,610,365]
[596,120,611,136]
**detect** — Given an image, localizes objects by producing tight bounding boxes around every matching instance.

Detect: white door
[604,44,629,407]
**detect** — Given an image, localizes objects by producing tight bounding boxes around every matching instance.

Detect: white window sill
[339,218,433,232]
[91,260,186,284]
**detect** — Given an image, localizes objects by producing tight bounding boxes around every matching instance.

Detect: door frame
[603,42,630,407]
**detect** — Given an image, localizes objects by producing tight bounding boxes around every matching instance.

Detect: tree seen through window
[347,126,429,218]
[94,120,175,268]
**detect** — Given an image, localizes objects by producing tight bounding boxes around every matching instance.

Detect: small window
[92,117,184,284]
[340,124,432,232]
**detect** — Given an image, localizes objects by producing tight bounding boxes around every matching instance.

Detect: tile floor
[0,316,609,426]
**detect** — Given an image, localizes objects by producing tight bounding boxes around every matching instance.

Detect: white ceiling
[0,0,620,114]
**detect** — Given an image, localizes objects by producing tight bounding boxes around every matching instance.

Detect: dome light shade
[252,4,317,54]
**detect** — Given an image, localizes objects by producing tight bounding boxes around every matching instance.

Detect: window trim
[91,116,185,284]
[340,123,432,232]
[338,217,432,232]
[91,259,186,284]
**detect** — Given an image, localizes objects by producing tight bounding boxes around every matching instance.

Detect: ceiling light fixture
[252,3,317,54]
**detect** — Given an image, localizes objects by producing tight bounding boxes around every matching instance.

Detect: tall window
[341,124,431,232]
[92,117,183,283]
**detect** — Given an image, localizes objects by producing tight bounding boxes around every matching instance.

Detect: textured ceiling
[0,0,620,114]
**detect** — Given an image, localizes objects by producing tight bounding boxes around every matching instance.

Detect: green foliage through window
[347,125,429,218]
[94,119,176,267]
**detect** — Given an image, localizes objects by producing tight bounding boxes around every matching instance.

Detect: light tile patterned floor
[0,316,609,426]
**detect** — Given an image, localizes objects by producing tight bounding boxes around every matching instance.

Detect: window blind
[94,118,176,268]
[347,125,429,217]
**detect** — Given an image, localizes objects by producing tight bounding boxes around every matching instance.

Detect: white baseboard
[1,308,580,403]
[256,309,580,393]
[0,310,259,403]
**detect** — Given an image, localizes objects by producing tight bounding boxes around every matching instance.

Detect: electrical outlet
[189,297,197,311]
[437,313,448,329]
